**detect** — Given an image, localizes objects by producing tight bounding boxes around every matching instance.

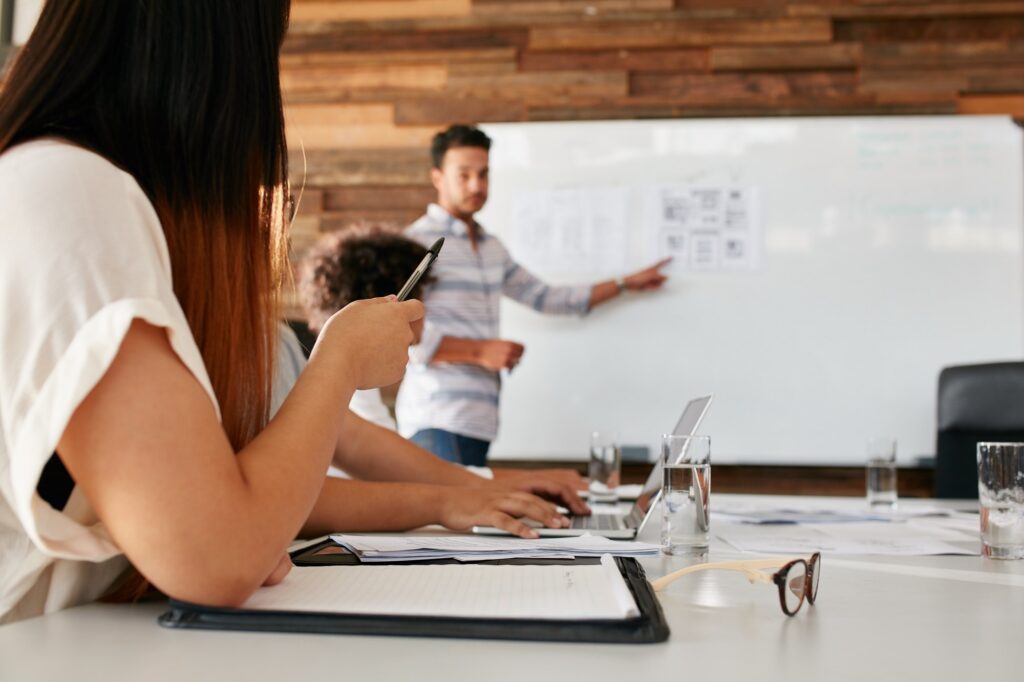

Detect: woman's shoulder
[0,138,134,189]
[0,138,162,245]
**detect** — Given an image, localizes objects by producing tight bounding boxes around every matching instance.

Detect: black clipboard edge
[158,557,669,644]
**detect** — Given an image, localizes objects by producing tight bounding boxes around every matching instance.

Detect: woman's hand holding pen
[312,296,425,390]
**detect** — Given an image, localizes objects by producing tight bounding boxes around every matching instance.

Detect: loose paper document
[715,501,971,525]
[511,187,629,273]
[243,555,639,621]
[716,521,976,556]
[646,185,761,272]
[330,534,659,563]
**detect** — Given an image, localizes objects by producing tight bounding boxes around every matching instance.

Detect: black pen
[396,237,444,301]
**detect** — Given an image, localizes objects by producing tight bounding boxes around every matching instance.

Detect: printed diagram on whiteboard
[651,186,761,272]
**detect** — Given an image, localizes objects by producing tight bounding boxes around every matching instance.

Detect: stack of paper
[329,534,659,563]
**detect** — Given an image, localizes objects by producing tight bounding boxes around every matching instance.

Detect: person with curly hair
[293,225,590,493]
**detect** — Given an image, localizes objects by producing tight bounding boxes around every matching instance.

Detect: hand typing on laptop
[437,487,572,538]
[486,475,591,517]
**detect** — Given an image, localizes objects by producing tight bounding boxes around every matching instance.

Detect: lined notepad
[243,555,639,621]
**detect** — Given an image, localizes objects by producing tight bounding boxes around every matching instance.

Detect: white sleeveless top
[0,140,218,623]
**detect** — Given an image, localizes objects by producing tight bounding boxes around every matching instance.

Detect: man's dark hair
[299,224,436,334]
[431,124,491,169]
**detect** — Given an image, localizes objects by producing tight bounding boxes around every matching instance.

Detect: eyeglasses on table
[650,552,821,616]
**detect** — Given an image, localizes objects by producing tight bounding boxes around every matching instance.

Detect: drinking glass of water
[661,434,711,555]
[588,430,621,503]
[978,442,1024,560]
[866,437,898,510]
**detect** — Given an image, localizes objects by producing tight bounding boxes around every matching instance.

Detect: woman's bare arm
[58,298,422,607]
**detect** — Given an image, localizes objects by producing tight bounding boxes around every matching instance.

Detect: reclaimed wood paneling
[631,71,859,102]
[521,48,708,73]
[281,47,517,68]
[324,186,437,211]
[529,18,833,50]
[789,2,1024,20]
[834,16,1024,42]
[283,28,529,54]
[291,0,472,22]
[280,0,1024,344]
[862,40,1024,68]
[281,64,447,94]
[447,70,628,100]
[394,96,527,125]
[860,65,1024,94]
[285,104,437,149]
[319,209,426,232]
[526,97,957,120]
[472,0,675,16]
[293,149,430,187]
[958,93,1024,116]
[711,43,861,71]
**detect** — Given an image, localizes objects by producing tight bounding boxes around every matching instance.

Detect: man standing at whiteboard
[397,124,671,466]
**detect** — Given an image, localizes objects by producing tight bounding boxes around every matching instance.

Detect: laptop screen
[631,395,713,523]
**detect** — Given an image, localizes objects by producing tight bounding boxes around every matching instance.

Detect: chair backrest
[286,319,317,359]
[936,362,1024,498]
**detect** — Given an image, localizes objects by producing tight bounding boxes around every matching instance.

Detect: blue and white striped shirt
[396,204,592,442]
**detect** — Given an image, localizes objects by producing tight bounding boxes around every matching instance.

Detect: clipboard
[158,540,669,644]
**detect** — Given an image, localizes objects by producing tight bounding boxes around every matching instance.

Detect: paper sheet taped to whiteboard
[511,186,629,273]
[648,186,761,272]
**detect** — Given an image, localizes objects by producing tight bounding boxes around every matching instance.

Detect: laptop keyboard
[570,514,625,531]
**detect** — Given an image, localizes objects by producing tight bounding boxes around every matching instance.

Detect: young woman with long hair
[0,1,430,622]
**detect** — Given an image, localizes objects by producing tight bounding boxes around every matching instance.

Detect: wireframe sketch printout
[511,187,629,273]
[242,555,640,621]
[648,185,761,272]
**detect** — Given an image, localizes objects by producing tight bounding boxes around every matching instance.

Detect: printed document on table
[243,555,639,621]
[716,521,977,556]
[330,533,659,562]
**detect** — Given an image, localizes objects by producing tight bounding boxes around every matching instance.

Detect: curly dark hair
[298,224,435,333]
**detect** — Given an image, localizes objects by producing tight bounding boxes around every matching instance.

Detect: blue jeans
[410,429,490,467]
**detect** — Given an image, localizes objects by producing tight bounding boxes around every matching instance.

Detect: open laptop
[473,395,713,539]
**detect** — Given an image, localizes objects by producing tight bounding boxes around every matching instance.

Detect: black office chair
[286,319,317,359]
[935,362,1024,498]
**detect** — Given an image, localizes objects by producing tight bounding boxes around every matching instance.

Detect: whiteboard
[477,116,1024,465]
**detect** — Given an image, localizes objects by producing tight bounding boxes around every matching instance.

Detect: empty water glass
[866,437,898,510]
[588,430,621,502]
[978,442,1024,560]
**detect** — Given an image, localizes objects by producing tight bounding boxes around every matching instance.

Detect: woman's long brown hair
[0,1,292,599]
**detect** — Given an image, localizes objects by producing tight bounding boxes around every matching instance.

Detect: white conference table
[1,494,1021,682]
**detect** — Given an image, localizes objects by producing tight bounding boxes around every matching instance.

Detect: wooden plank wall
[283,0,1024,302]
